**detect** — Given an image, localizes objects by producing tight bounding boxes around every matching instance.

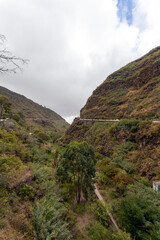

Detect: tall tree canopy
[57,141,96,203]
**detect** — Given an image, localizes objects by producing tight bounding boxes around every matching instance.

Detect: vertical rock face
[81,47,160,120]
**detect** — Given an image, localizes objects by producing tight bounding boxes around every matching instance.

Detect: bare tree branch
[0,34,28,74]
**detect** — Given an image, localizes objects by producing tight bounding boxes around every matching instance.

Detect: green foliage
[0,154,22,173]
[50,132,62,143]
[86,221,109,240]
[0,86,69,133]
[32,164,54,184]
[0,94,12,118]
[96,157,134,193]
[34,130,50,142]
[73,203,85,215]
[109,120,142,135]
[18,184,34,200]
[139,177,150,187]
[57,141,96,203]
[60,183,74,202]
[112,142,136,173]
[0,173,8,188]
[88,200,109,227]
[113,173,134,193]
[32,164,59,198]
[12,113,20,122]
[118,184,160,240]
[112,231,132,240]
[0,114,69,239]
[34,196,72,240]
[96,158,119,186]
[31,147,49,163]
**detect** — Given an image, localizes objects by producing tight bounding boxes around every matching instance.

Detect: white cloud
[133,0,160,52]
[0,0,160,119]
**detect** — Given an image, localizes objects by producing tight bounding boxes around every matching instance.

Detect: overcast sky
[0,0,160,123]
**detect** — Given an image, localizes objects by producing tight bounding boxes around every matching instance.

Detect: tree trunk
[77,188,81,204]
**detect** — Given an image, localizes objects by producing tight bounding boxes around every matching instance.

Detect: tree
[0,34,27,73]
[0,94,12,118]
[57,141,96,203]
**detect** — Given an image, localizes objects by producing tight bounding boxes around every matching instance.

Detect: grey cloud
[0,0,160,123]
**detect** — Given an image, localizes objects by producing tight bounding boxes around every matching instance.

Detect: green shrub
[18,184,34,200]
[50,133,62,143]
[112,142,136,173]
[113,173,134,192]
[31,148,49,163]
[60,183,74,202]
[88,200,109,227]
[0,173,8,188]
[34,197,72,240]
[109,119,142,135]
[34,130,49,142]
[118,184,160,240]
[32,165,54,184]
[86,221,109,240]
[73,203,85,215]
[139,177,150,187]
[13,114,20,122]
[0,154,22,173]
[112,231,132,240]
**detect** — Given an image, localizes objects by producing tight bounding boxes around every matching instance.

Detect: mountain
[0,86,69,133]
[81,46,160,120]
[63,47,160,180]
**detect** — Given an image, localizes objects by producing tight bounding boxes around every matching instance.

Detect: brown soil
[76,212,90,239]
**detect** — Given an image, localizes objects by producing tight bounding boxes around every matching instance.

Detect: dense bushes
[34,129,50,142]
[0,154,22,173]
[88,200,109,227]
[86,221,109,240]
[109,119,142,135]
[112,142,137,173]
[96,157,134,193]
[34,196,72,240]
[118,184,160,240]
[18,184,34,200]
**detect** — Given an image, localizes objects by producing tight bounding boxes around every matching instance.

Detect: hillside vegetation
[63,47,160,239]
[0,86,69,133]
[81,47,160,120]
[64,47,160,179]
[1,47,160,240]
[0,114,120,240]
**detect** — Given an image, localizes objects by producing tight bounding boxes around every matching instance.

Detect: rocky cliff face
[81,47,160,120]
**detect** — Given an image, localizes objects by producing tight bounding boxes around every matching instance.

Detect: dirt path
[94,184,120,233]
[76,212,90,239]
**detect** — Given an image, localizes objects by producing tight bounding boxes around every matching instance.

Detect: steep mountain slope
[81,47,160,120]
[63,47,160,180]
[0,86,69,133]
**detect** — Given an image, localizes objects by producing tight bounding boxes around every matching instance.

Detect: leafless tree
[0,34,28,74]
